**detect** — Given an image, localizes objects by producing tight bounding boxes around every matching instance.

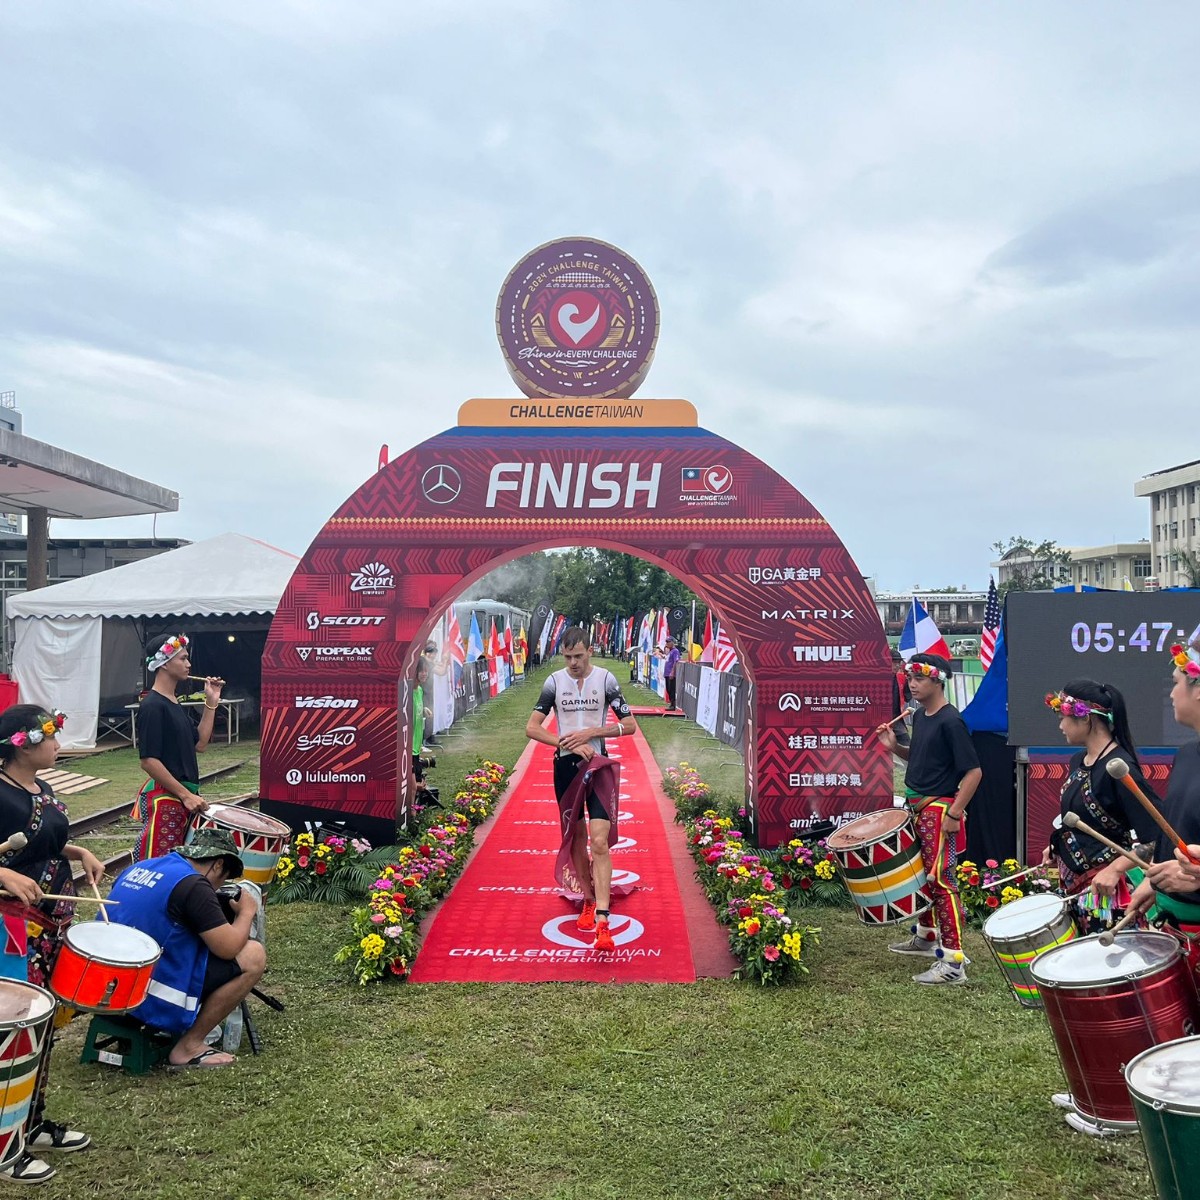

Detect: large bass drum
[826,809,932,926]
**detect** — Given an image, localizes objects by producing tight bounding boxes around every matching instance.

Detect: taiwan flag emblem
[681,467,707,493]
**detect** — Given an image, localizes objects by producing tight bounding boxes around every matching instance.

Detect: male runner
[525,626,637,951]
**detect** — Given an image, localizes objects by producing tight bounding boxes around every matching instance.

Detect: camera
[419,753,437,769]
[216,883,242,902]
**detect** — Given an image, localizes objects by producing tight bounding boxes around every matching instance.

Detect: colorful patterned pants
[914,803,964,952]
[133,782,196,862]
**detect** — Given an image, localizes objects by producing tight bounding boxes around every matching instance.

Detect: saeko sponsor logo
[485,461,661,510]
[792,644,855,663]
[295,725,357,752]
[296,646,374,663]
[306,612,386,630]
[349,561,395,594]
[294,695,360,709]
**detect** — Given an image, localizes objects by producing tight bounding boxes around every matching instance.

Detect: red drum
[48,923,161,1015]
[0,980,56,1168]
[189,805,292,886]
[1032,932,1200,1131]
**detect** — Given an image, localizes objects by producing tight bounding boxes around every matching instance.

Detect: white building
[1134,460,1200,587]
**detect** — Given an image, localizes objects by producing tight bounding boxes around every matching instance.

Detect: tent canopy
[6,532,299,619]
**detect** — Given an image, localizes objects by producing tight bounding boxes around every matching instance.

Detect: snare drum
[1032,932,1200,1131]
[48,923,161,1014]
[1125,1036,1200,1200]
[0,980,56,1168]
[826,809,932,925]
[982,893,1077,1008]
[188,805,292,886]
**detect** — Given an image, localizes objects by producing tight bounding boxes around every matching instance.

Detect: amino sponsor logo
[485,461,661,510]
[295,725,357,752]
[296,646,374,663]
[294,696,360,709]
[792,644,854,663]
[349,561,395,594]
[306,612,386,631]
[761,608,854,621]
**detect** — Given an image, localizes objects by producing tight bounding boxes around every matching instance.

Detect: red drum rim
[1031,930,1180,989]
[199,805,293,837]
[826,808,911,850]
[63,922,162,969]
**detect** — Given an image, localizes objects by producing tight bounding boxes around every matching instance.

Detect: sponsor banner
[696,665,720,736]
[457,398,697,428]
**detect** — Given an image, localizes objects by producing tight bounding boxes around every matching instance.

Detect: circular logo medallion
[496,237,659,399]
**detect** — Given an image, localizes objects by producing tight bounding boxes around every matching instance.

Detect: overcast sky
[2,2,1196,593]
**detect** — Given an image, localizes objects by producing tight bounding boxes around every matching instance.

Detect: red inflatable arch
[261,415,892,847]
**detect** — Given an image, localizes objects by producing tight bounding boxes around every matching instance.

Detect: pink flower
[370,913,386,923]
[985,858,999,869]
[763,945,781,962]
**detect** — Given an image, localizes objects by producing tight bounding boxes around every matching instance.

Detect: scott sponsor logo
[485,461,660,509]
[761,608,854,620]
[296,725,357,751]
[294,696,360,709]
[296,646,374,662]
[306,612,386,630]
[792,645,854,663]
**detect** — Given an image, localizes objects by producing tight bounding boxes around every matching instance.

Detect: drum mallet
[0,832,29,857]
[876,706,915,736]
[984,865,1041,890]
[1098,909,1142,947]
[1061,812,1152,870]
[1105,759,1200,867]
[90,880,111,924]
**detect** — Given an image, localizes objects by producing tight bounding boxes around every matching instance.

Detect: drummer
[1042,680,1159,932]
[133,634,224,861]
[0,704,105,1184]
[875,653,981,986]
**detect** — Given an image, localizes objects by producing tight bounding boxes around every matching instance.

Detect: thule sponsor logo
[761,608,854,621]
[306,612,386,630]
[297,646,374,662]
[792,645,854,663]
[296,725,357,751]
[294,696,360,709]
[485,462,661,509]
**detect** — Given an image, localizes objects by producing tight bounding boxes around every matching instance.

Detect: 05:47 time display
[1071,621,1198,653]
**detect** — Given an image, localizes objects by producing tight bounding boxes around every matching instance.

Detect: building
[1134,460,1200,587]
[874,590,987,638]
[1069,542,1154,590]
[990,544,1075,590]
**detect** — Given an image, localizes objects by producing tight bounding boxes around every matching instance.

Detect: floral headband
[1170,641,1200,682]
[1044,692,1112,722]
[905,661,948,682]
[147,634,189,672]
[1,711,66,748]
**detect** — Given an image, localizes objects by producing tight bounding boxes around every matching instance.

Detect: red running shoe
[594,918,614,951]
[577,901,597,932]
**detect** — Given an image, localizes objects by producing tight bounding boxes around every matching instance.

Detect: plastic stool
[80,1014,174,1075]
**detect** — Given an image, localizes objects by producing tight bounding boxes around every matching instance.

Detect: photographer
[106,829,266,1068]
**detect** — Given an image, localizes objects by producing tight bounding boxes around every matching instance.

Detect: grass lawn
[42,663,1152,1199]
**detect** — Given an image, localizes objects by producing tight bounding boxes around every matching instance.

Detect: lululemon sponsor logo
[285,769,302,785]
[284,768,366,784]
[540,914,644,949]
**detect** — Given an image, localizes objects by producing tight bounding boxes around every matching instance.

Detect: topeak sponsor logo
[306,612,386,631]
[792,644,855,663]
[296,725,357,751]
[349,561,395,594]
[294,696,360,709]
[297,646,374,663]
[761,608,854,621]
[485,461,661,509]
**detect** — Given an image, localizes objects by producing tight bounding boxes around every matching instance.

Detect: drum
[1032,932,1200,1130]
[188,804,292,886]
[0,980,56,1168]
[1125,1036,1200,1200]
[48,923,161,1015]
[826,809,932,925]
[982,893,1078,1008]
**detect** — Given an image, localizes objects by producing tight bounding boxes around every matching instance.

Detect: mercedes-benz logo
[421,464,462,505]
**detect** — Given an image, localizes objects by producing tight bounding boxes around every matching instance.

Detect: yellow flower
[814,860,835,881]
[1000,886,1024,905]
[360,934,385,960]
[296,833,315,848]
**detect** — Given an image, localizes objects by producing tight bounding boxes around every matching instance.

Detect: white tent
[5,533,298,748]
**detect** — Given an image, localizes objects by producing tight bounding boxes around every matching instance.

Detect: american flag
[714,622,739,672]
[980,578,1001,671]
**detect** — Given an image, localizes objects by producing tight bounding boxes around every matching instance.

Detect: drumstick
[984,865,1040,890]
[1105,759,1200,866]
[0,832,29,857]
[0,891,118,905]
[876,706,915,733]
[186,675,226,685]
[1061,812,1152,869]
[91,880,110,924]
[1098,908,1141,947]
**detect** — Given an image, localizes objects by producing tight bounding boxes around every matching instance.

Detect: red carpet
[409,730,713,983]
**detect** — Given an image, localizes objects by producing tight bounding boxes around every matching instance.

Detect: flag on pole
[446,606,465,681]
[503,624,514,662]
[1122,576,1135,592]
[639,611,653,654]
[700,610,715,663]
[537,609,555,661]
[519,625,529,662]
[656,608,670,650]
[898,597,951,662]
[714,622,738,672]
[979,579,1001,671]
[467,613,485,662]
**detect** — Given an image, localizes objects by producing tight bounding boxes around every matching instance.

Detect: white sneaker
[888,933,939,956]
[1051,1093,1075,1111]
[913,960,967,986]
[1064,1111,1124,1138]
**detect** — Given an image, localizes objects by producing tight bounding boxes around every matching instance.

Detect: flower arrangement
[451,759,508,825]
[774,838,849,906]
[1170,642,1200,679]
[271,832,397,905]
[2,710,67,748]
[726,892,817,985]
[956,857,1053,924]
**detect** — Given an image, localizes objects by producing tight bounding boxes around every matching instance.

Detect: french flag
[898,597,951,662]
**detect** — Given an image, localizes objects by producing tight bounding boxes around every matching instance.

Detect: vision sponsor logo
[295,725,357,752]
[679,464,735,507]
[294,696,360,709]
[778,693,803,712]
[792,644,854,663]
[306,612,386,631]
[761,607,854,621]
[349,561,395,594]
[485,461,661,510]
[284,769,366,785]
[296,646,374,663]
[748,566,823,584]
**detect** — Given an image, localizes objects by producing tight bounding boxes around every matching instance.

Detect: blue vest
[106,853,209,1033]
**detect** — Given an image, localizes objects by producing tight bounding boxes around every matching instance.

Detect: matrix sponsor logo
[679,465,735,506]
[748,566,823,584]
[294,696,360,709]
[485,461,661,509]
[792,644,854,663]
[306,612,386,631]
[284,768,366,785]
[296,646,374,663]
[295,725,357,752]
[349,561,395,594]
[761,607,854,621]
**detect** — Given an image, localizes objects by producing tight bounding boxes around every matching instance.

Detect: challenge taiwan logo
[496,237,659,399]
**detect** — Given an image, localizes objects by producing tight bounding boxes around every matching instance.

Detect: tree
[991,536,1072,596]
[1177,549,1200,588]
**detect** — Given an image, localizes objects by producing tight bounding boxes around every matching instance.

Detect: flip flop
[169,1048,236,1070]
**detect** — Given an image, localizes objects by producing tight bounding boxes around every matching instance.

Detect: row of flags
[898,578,1003,673]
[444,607,529,669]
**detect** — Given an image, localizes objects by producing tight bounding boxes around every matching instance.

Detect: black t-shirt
[1053,747,1159,870]
[1154,741,1200,907]
[138,691,200,784]
[905,704,979,797]
[166,871,230,936]
[0,776,72,917]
